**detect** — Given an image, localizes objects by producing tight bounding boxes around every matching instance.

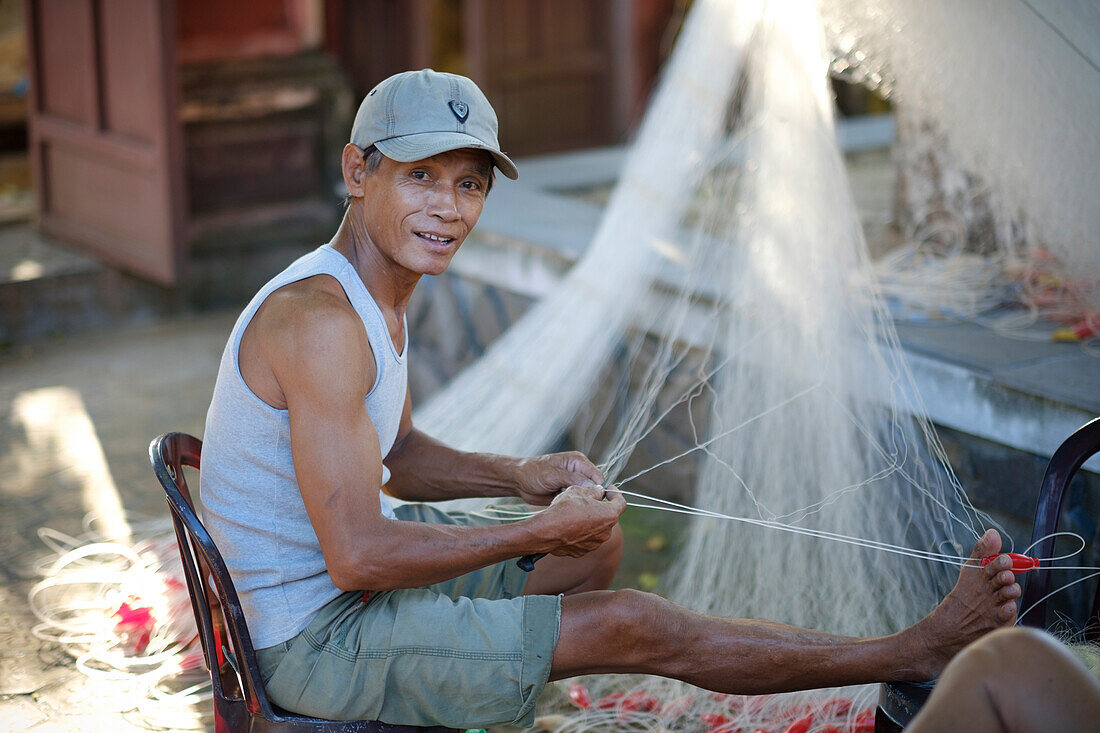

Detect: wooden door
[26,0,185,285]
[178,0,320,64]
[324,0,431,100]
[465,0,630,156]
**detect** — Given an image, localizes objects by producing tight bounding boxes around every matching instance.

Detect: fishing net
[416,0,999,729]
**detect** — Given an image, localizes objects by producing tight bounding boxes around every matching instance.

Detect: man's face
[358,149,491,277]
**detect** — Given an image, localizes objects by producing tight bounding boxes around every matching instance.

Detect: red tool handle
[980,552,1040,573]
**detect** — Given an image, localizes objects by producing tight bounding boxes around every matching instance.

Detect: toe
[969,529,1002,563]
[983,555,1011,580]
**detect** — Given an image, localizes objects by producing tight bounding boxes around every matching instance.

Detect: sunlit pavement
[0,311,236,731]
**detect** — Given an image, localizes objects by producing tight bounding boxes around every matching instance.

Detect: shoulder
[255,276,373,387]
[260,276,360,337]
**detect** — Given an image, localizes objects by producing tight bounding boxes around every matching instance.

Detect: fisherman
[200,69,1022,728]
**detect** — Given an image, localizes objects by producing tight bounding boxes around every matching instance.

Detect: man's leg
[907,627,1100,733]
[523,524,623,596]
[549,529,1021,691]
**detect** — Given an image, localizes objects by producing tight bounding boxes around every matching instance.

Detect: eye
[410,170,429,181]
[460,179,482,191]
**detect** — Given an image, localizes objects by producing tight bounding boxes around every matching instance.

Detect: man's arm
[268,292,623,592]
[384,388,605,505]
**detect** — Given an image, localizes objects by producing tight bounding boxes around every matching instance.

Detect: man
[201,69,1021,728]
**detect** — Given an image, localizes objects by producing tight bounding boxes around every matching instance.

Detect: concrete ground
[0,311,236,731]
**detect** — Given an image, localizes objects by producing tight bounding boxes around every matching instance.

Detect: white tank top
[200,244,407,649]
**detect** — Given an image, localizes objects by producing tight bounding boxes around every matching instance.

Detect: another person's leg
[549,529,1021,691]
[907,626,1100,733]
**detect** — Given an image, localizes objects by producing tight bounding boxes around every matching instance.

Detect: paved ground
[0,311,236,731]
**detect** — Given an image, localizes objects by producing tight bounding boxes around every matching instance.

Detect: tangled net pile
[823,0,1100,352]
[28,515,209,729]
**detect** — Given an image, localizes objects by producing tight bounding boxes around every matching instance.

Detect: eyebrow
[465,163,491,179]
[414,155,490,179]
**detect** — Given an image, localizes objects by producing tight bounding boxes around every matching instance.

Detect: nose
[426,184,460,222]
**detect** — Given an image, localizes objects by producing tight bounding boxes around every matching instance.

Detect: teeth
[420,233,450,243]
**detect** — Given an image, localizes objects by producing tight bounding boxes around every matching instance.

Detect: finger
[571,483,605,501]
[585,463,606,485]
[549,487,575,506]
[566,452,605,485]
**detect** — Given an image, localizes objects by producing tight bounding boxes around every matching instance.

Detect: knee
[597,588,686,667]
[595,524,624,584]
[967,627,1051,667]
[569,524,623,593]
[945,627,1050,685]
[609,522,624,555]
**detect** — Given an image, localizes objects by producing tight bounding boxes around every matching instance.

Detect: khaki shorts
[255,503,562,728]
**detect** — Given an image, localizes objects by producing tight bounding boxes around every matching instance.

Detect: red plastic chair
[150,432,456,733]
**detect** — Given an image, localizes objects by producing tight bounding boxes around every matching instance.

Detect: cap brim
[375,132,519,180]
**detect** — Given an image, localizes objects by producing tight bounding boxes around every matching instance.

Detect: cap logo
[448,100,469,123]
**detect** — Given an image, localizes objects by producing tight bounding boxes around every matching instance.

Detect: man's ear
[342,144,367,198]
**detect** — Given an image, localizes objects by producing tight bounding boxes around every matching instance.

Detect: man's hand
[514,451,605,506]
[530,484,625,557]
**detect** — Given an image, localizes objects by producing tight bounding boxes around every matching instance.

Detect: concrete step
[0,215,328,352]
[0,224,178,352]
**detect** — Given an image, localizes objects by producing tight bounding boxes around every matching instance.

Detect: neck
[331,207,417,320]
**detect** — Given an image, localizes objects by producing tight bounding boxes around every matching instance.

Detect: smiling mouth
[415,232,455,246]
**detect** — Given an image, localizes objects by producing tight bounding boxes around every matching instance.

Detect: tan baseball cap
[350,69,518,180]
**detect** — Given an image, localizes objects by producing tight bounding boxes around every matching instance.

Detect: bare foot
[903,529,1021,680]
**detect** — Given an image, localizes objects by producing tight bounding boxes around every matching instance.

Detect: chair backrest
[1019,417,1100,637]
[150,432,279,729]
